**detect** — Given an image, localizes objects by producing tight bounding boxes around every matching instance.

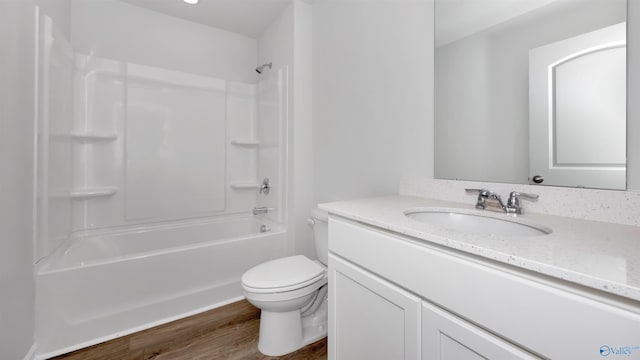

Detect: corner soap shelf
[230,182,261,189]
[230,139,260,147]
[70,131,118,143]
[70,186,118,199]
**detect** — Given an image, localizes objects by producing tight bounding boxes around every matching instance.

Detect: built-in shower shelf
[230,182,261,189]
[70,131,118,143]
[230,139,260,146]
[70,186,118,199]
[48,190,73,199]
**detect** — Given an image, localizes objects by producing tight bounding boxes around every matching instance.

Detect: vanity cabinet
[329,252,535,360]
[327,216,640,360]
[328,255,421,360]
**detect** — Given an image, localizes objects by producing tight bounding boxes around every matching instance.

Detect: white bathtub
[35,216,288,359]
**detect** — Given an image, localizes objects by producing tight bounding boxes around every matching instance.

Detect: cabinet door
[329,254,421,360]
[422,301,541,360]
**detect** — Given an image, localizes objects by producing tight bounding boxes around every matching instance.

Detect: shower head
[255,62,272,74]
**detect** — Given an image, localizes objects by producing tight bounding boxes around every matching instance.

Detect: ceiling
[436,0,560,47]
[120,0,292,39]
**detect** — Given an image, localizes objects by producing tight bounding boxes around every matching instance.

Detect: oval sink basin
[404,208,551,237]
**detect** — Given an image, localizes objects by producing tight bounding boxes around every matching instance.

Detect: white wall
[313,0,434,204]
[0,0,36,358]
[434,0,626,184]
[292,1,315,257]
[71,0,257,83]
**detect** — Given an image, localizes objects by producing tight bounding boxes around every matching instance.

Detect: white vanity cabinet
[328,254,421,360]
[327,216,640,360]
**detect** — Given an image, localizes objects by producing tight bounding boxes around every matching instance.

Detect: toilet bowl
[241,208,329,356]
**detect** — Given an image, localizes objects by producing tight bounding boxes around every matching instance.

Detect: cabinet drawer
[329,217,640,359]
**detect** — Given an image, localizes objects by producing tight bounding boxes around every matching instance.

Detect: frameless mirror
[434,0,627,190]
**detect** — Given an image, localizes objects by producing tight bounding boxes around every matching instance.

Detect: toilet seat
[243,275,327,304]
[242,255,326,294]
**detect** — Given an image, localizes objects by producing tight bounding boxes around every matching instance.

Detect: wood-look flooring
[51,300,327,360]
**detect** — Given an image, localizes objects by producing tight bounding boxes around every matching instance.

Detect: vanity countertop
[319,195,640,302]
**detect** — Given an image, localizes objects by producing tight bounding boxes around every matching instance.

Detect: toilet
[241,208,329,356]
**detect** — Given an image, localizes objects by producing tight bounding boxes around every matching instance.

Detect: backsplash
[400,178,640,227]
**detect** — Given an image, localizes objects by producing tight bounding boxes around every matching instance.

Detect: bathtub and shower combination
[33,2,291,357]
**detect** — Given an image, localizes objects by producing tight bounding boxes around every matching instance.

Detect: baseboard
[23,344,37,360]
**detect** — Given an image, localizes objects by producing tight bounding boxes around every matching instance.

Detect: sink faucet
[253,206,275,215]
[466,189,505,212]
[465,189,538,215]
[505,191,539,215]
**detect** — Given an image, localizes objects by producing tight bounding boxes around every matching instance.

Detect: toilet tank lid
[242,255,325,290]
[311,208,328,222]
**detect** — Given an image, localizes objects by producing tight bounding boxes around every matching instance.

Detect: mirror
[434,0,627,190]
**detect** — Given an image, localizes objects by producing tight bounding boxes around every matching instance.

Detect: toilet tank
[310,208,329,265]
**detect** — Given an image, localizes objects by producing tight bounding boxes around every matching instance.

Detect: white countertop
[319,195,640,302]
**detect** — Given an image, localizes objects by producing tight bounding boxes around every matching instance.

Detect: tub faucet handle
[259,178,271,195]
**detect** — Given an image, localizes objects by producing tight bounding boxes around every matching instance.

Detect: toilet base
[258,310,303,356]
[257,295,328,356]
[301,296,328,345]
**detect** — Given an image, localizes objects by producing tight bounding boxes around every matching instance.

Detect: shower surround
[33,1,289,357]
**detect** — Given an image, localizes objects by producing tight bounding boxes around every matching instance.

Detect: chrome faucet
[465,189,538,215]
[466,189,505,211]
[259,178,271,195]
[505,191,539,215]
[253,206,275,215]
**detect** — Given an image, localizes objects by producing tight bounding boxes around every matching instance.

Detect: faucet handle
[465,189,491,209]
[259,178,271,195]
[508,191,539,201]
[465,188,489,195]
[506,191,539,214]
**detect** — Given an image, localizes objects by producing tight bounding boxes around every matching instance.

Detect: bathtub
[35,215,288,359]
